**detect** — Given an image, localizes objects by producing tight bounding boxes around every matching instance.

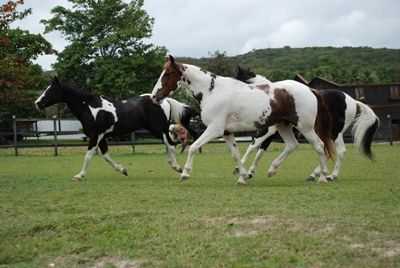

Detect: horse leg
[238,126,277,176]
[248,148,266,178]
[162,133,182,173]
[181,123,224,181]
[267,125,298,177]
[328,134,346,181]
[301,129,329,183]
[99,138,128,176]
[307,165,321,182]
[223,133,248,185]
[73,136,98,181]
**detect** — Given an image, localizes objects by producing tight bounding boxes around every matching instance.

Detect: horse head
[152,55,185,103]
[35,77,64,110]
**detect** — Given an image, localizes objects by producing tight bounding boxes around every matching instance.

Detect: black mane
[235,66,256,83]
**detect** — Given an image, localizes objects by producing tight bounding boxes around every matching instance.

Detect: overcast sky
[7,0,400,70]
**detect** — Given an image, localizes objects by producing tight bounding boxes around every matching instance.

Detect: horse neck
[184,65,215,98]
[62,86,94,119]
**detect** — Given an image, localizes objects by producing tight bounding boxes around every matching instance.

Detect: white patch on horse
[34,85,50,106]
[151,70,165,97]
[88,97,118,122]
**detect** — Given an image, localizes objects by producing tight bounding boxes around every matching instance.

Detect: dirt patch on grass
[348,240,400,258]
[204,215,334,238]
[47,255,144,268]
[92,256,143,268]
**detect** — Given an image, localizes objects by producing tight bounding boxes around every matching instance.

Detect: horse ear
[168,55,176,64]
[53,76,60,84]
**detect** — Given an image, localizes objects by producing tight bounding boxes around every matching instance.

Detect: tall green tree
[42,0,166,97]
[0,0,53,117]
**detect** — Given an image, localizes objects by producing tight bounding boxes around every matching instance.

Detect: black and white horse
[35,77,197,180]
[235,67,380,181]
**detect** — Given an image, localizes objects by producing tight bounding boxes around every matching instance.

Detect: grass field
[0,143,399,268]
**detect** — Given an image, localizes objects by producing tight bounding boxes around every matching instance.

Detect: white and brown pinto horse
[35,78,197,180]
[235,67,380,181]
[152,56,333,184]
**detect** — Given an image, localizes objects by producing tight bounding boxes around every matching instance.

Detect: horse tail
[352,101,379,160]
[311,89,335,159]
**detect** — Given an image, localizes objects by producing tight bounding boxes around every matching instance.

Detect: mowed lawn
[0,143,399,268]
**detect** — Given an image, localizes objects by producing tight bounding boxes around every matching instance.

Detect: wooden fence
[0,116,255,156]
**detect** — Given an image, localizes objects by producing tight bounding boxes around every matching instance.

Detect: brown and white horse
[151,56,333,184]
[235,67,380,181]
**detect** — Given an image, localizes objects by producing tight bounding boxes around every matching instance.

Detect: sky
[7,0,400,70]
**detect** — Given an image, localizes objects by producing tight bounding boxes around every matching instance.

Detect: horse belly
[225,94,269,132]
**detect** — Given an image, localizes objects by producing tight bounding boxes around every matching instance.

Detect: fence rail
[0,116,180,156]
[0,116,255,156]
[2,115,393,156]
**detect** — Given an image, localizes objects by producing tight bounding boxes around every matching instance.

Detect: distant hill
[178,47,400,84]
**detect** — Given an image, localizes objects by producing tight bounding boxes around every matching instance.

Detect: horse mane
[235,66,256,83]
[59,79,97,102]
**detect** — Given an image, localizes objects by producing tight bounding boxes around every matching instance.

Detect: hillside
[179,47,400,84]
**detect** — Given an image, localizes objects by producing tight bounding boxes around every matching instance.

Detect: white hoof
[121,167,128,176]
[247,168,255,179]
[327,175,337,181]
[237,177,248,185]
[72,174,83,181]
[180,173,190,181]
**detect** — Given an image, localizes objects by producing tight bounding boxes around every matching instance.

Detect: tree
[41,0,166,97]
[204,50,233,76]
[0,0,53,117]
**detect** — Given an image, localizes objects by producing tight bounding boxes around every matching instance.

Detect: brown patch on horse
[311,89,335,159]
[256,84,271,94]
[154,58,184,100]
[267,88,299,126]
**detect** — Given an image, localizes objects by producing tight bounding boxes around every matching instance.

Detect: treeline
[0,0,165,119]
[2,0,400,120]
[181,47,400,84]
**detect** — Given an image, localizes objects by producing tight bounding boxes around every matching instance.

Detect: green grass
[0,143,399,268]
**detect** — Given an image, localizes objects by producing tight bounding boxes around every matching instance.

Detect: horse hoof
[233,167,239,175]
[180,174,190,181]
[327,176,337,182]
[247,173,253,179]
[237,178,248,185]
[72,175,83,182]
[267,170,276,177]
[122,168,128,176]
[175,167,183,173]
[318,178,328,183]
[306,176,316,182]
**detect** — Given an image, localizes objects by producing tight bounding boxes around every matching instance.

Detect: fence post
[131,132,136,153]
[12,115,18,156]
[387,114,393,146]
[53,115,58,156]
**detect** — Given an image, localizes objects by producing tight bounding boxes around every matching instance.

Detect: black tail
[361,118,379,160]
[352,102,379,160]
